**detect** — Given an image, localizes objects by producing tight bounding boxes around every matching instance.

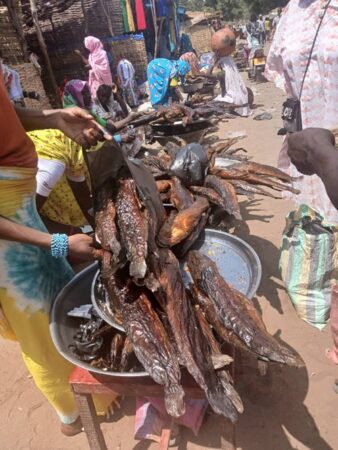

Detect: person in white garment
[211,27,251,117]
[265,0,338,223]
[116,57,139,108]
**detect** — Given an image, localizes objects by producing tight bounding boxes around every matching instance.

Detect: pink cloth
[84,36,112,98]
[135,396,208,442]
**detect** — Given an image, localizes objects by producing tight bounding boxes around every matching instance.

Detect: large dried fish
[210,167,300,195]
[170,177,194,210]
[190,284,249,354]
[103,268,185,418]
[228,180,281,199]
[173,210,209,258]
[94,180,123,272]
[158,196,209,247]
[187,251,303,367]
[121,288,185,418]
[236,162,296,183]
[194,305,243,413]
[152,248,240,422]
[210,166,249,180]
[244,174,300,194]
[205,175,242,220]
[116,179,148,279]
[189,185,226,209]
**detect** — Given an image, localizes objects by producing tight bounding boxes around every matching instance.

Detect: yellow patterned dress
[29,129,88,227]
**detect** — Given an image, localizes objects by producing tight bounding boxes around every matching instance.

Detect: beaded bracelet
[51,233,69,258]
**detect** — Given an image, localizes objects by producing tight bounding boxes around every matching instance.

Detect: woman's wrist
[50,233,69,258]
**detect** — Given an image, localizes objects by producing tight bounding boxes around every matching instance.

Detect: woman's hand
[68,234,95,261]
[74,49,82,56]
[54,107,104,149]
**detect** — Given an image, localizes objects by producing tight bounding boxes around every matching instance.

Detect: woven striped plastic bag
[279,204,338,330]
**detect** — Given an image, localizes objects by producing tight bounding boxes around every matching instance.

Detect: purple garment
[135,396,208,442]
[63,79,88,108]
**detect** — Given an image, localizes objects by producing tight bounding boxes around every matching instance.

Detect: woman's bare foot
[325,348,338,364]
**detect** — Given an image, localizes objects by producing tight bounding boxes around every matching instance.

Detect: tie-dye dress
[0,71,81,423]
[265,0,338,223]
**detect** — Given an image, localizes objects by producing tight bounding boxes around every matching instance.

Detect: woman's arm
[0,216,95,260]
[68,179,95,228]
[14,107,103,149]
[75,50,90,68]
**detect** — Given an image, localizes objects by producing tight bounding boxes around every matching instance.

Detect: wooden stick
[29,0,61,106]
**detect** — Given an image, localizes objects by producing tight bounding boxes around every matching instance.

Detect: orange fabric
[0,68,37,168]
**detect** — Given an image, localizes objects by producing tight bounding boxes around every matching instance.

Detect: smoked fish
[158,196,209,247]
[170,177,194,210]
[95,180,123,271]
[116,179,148,279]
[189,185,226,209]
[187,251,303,366]
[205,175,242,220]
[228,180,281,199]
[103,267,185,417]
[153,248,240,422]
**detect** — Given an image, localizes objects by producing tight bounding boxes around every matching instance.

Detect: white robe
[214,56,250,117]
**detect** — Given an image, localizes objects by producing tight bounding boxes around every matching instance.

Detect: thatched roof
[184,10,221,27]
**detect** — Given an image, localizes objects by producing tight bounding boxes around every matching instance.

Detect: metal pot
[50,263,148,378]
[182,82,204,94]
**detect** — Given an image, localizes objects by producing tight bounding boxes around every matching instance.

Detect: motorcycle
[248,47,267,82]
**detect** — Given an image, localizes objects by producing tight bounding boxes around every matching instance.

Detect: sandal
[60,417,83,437]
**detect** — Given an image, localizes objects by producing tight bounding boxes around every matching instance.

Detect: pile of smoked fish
[84,155,303,423]
[140,137,300,230]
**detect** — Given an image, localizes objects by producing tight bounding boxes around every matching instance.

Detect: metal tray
[91,229,261,331]
[181,229,262,299]
[50,263,149,378]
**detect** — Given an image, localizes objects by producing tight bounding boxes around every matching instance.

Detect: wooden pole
[29,0,61,106]
[80,0,89,35]
[98,0,114,36]
[5,0,28,61]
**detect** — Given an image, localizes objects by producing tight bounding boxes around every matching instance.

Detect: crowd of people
[0,0,338,444]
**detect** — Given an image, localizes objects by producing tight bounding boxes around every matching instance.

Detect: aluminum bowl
[50,263,148,378]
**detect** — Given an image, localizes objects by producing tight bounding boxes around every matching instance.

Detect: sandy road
[0,76,336,450]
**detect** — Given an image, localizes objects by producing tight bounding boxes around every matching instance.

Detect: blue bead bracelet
[51,233,69,258]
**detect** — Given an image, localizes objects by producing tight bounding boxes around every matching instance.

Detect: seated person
[92,83,129,121]
[62,79,136,137]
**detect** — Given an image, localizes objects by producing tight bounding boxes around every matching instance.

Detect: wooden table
[70,367,236,450]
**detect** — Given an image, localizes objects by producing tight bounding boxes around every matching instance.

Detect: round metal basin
[50,263,148,378]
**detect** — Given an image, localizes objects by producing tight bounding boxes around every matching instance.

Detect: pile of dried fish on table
[70,150,304,423]
[127,103,233,130]
[139,136,300,230]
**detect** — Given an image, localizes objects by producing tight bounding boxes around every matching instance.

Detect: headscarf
[180,52,200,76]
[147,58,190,106]
[84,36,113,97]
[63,79,88,108]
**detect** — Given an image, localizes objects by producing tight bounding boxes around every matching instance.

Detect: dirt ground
[0,77,337,450]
